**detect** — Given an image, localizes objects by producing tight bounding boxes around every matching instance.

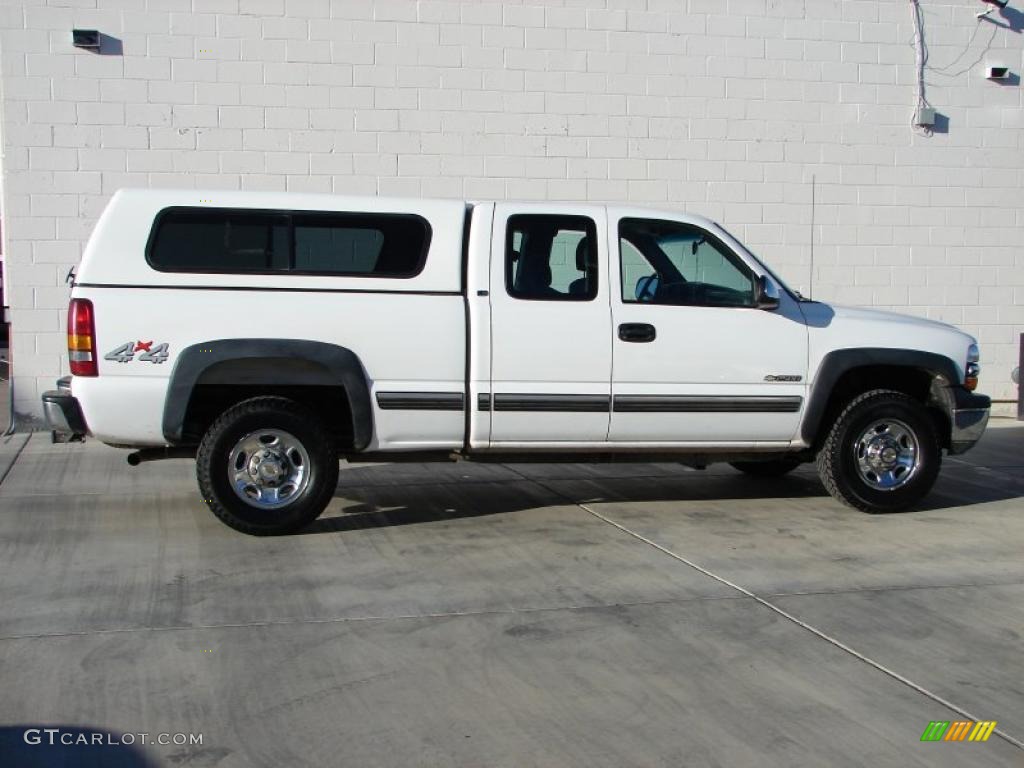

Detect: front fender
[800,348,962,447]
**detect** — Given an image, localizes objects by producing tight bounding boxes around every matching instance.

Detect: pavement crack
[765,580,1024,599]
[501,464,1024,753]
[580,503,1024,752]
[0,431,31,489]
[0,592,749,643]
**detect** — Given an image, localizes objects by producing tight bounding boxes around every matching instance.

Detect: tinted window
[149,211,289,272]
[619,218,754,307]
[293,214,426,276]
[506,214,598,301]
[148,208,430,277]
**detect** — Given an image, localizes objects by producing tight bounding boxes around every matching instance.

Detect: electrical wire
[909,0,934,136]
[928,12,993,78]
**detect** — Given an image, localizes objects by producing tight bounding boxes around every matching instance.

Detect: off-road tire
[816,389,941,513]
[196,396,338,535]
[729,458,803,477]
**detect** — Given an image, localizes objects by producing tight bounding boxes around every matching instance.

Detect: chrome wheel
[228,429,310,509]
[853,418,920,491]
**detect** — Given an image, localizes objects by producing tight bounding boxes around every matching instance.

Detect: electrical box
[915,107,936,127]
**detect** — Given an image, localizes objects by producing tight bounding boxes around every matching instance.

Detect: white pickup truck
[43,189,990,535]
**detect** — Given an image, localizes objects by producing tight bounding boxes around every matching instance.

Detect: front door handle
[618,323,656,343]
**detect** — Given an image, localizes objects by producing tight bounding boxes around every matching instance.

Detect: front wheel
[816,389,941,513]
[196,396,338,535]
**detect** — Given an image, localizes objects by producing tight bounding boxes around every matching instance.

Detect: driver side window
[619,218,754,307]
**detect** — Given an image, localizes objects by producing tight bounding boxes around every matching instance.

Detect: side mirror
[754,275,780,310]
[635,274,659,302]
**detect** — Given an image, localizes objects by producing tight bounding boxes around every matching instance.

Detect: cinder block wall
[1,0,1022,419]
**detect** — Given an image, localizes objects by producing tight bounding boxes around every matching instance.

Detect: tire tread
[196,396,337,536]
[816,388,939,513]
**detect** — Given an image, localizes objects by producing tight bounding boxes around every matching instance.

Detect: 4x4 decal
[105,341,170,364]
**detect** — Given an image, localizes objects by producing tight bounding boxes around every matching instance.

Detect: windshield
[712,222,808,301]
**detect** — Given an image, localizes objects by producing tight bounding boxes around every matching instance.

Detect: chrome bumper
[41,378,88,440]
[948,389,991,455]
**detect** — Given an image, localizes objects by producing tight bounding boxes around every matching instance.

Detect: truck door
[487,204,612,444]
[608,212,808,444]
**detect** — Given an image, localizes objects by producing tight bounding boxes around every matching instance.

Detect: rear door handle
[618,323,656,343]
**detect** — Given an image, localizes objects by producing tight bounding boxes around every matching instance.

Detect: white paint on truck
[42,189,990,534]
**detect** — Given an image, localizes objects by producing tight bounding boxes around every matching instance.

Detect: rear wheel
[729,458,802,477]
[816,389,940,513]
[196,396,338,535]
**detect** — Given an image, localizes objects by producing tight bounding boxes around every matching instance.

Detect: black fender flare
[800,348,961,446]
[162,338,373,450]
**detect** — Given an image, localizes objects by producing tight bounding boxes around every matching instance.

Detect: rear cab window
[505,214,598,301]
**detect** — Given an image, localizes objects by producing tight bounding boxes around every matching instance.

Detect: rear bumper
[948,389,990,455]
[41,378,88,439]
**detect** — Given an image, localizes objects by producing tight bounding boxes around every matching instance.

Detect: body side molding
[484,394,803,413]
[493,394,610,412]
[613,395,802,413]
[376,392,464,411]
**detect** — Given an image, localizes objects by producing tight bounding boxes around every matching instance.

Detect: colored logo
[104,341,170,364]
[921,720,997,743]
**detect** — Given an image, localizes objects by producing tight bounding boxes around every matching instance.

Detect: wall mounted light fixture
[977,0,1009,19]
[71,29,100,50]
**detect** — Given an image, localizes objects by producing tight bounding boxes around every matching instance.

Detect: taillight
[964,343,980,391]
[68,298,98,377]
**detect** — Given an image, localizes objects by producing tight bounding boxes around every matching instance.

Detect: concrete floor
[0,422,1023,767]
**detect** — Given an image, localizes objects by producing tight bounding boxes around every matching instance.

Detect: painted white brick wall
[1,0,1022,420]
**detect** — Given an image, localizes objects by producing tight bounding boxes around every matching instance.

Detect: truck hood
[827,304,961,332]
[802,301,976,382]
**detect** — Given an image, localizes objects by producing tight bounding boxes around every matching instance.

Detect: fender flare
[800,348,961,446]
[162,338,373,450]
